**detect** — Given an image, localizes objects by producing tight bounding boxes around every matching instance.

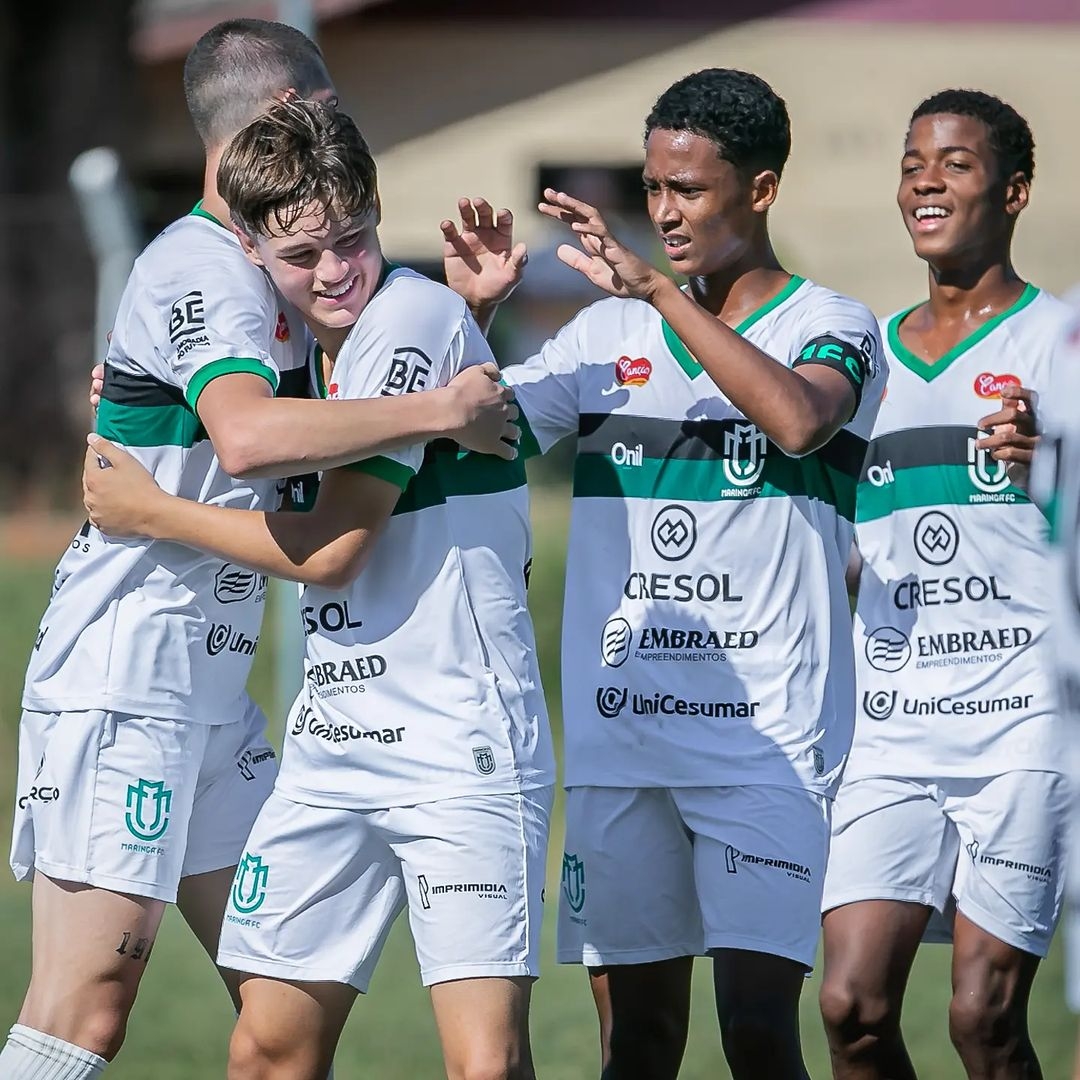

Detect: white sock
[0,1026,107,1078]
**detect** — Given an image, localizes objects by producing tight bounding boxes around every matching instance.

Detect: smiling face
[898,113,1027,268]
[643,128,776,279]
[240,202,383,332]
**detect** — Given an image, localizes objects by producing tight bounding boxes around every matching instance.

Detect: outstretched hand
[441,197,528,312]
[537,188,665,302]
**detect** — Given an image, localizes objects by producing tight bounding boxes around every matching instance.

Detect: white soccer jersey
[504,276,884,796]
[276,266,555,810]
[23,206,309,725]
[846,286,1071,781]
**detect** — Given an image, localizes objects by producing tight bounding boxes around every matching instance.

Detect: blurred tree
[0,0,137,507]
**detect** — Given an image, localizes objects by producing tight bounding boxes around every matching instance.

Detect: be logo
[124,779,172,842]
[232,853,270,914]
[967,436,1010,494]
[381,346,433,396]
[723,423,767,488]
[561,853,586,913]
[168,291,205,344]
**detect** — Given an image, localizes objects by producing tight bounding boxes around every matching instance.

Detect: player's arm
[84,436,397,588]
[194,365,516,481]
[538,189,861,456]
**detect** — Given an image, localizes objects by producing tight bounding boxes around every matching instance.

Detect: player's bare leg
[18,873,165,1059]
[429,975,535,1080]
[712,948,808,1080]
[949,913,1042,1080]
[176,865,248,1010]
[588,967,614,1072]
[819,900,931,1080]
[600,957,693,1080]
[228,977,355,1080]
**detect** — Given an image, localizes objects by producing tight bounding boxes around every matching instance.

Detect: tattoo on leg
[116,931,154,962]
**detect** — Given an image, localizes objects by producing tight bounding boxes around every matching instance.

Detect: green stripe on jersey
[98,368,204,447]
[856,424,1030,522]
[572,413,865,518]
[393,440,527,517]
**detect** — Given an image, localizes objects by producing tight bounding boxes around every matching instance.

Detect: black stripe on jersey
[862,425,979,478]
[578,413,867,478]
[277,365,311,400]
[101,366,189,411]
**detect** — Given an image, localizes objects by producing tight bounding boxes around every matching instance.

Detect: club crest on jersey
[973,372,1020,399]
[274,311,291,342]
[722,423,768,488]
[967,436,1010,493]
[614,356,652,387]
[232,853,269,913]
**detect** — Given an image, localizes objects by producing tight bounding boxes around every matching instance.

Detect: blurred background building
[2,0,1078,506]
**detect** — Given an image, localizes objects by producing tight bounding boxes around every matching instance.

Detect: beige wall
[350,19,1080,315]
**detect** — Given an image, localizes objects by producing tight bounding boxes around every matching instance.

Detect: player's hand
[975,383,1039,489]
[83,434,167,537]
[90,363,105,413]
[538,188,665,302]
[445,363,520,460]
[441,198,528,313]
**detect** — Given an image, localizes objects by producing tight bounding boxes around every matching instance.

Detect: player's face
[898,113,1025,266]
[643,128,767,278]
[250,203,383,330]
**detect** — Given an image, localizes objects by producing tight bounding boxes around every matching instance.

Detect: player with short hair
[82,98,553,1080]
[2,20,516,1080]
[819,89,1071,1080]
[439,67,885,1079]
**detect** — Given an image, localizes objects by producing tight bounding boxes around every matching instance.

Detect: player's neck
[924,257,1026,326]
[309,323,350,364]
[688,249,789,330]
[200,149,231,229]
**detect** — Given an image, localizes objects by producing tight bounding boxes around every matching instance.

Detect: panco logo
[615,356,652,387]
[974,371,1020,399]
[275,311,291,342]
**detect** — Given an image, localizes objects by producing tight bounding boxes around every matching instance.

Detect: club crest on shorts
[232,853,269,914]
[124,778,172,841]
[472,745,496,775]
[561,853,586,913]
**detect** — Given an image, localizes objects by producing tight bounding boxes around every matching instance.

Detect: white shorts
[557,785,830,970]
[822,771,1068,957]
[217,785,553,991]
[10,698,276,904]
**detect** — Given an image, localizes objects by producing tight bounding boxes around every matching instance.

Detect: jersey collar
[661,275,806,379]
[189,200,229,230]
[887,283,1039,383]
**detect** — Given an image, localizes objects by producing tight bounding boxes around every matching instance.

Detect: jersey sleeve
[790,294,883,419]
[501,308,588,457]
[330,277,478,488]
[152,254,282,411]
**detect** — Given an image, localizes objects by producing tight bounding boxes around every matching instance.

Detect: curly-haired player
[437,67,886,1079]
[820,89,1072,1080]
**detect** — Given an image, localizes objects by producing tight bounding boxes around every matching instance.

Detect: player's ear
[374,192,382,227]
[1004,171,1029,220]
[232,224,264,267]
[749,169,780,214]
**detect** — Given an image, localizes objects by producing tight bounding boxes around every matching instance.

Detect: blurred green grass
[0,486,1075,1077]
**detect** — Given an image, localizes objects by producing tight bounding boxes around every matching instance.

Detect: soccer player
[818,90,1072,1080]
[2,21,516,1080]
[83,99,554,1080]
[441,68,885,1079]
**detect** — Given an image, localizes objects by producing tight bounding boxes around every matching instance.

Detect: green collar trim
[887,283,1039,383]
[189,200,228,230]
[661,275,806,379]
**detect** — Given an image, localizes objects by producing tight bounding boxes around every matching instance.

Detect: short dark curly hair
[909,89,1034,182]
[645,69,791,177]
